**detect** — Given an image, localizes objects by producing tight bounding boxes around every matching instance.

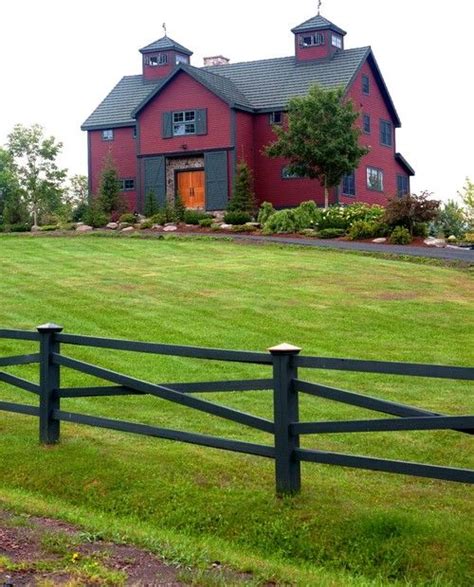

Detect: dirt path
[0,509,254,586]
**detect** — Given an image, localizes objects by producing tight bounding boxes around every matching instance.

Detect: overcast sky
[1,0,472,201]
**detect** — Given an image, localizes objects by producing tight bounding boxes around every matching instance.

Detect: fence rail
[0,324,473,494]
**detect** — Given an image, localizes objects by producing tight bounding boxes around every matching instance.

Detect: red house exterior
[82,14,414,212]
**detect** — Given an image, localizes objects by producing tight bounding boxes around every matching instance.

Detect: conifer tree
[227,162,256,215]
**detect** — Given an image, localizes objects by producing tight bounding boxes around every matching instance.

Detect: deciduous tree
[265,85,368,208]
[7,124,67,226]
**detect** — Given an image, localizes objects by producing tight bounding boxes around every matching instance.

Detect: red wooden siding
[89,127,138,210]
[253,113,335,208]
[235,111,255,168]
[139,72,232,155]
[294,32,339,62]
[343,61,400,205]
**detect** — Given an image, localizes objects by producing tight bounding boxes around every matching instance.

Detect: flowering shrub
[317,203,385,230]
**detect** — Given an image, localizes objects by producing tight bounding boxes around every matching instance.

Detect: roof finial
[317,0,322,15]
[162,22,167,37]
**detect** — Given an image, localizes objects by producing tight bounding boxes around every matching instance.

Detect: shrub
[232,224,258,233]
[1,222,32,233]
[257,202,276,225]
[84,203,109,228]
[226,162,256,215]
[199,218,213,228]
[294,200,321,230]
[119,213,137,224]
[150,212,167,226]
[144,191,159,218]
[174,194,186,222]
[432,200,467,239]
[389,226,412,245]
[184,210,212,225]
[262,209,298,234]
[316,228,345,239]
[412,222,429,238]
[348,220,387,240]
[384,192,440,234]
[72,202,88,223]
[39,224,59,232]
[223,210,252,225]
[140,219,154,229]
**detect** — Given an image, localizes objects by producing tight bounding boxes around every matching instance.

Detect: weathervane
[162,22,167,36]
[317,0,322,15]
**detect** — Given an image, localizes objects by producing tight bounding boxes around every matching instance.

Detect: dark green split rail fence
[0,324,473,494]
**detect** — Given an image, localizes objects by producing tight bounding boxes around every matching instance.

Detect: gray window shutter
[196,109,208,136]
[205,151,228,211]
[162,112,173,138]
[144,156,166,208]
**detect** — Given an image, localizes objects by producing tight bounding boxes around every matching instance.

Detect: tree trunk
[324,177,329,209]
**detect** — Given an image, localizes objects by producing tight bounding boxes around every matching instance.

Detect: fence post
[37,323,63,444]
[269,343,302,496]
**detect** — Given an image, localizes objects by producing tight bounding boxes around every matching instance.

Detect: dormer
[140,36,193,81]
[292,14,346,63]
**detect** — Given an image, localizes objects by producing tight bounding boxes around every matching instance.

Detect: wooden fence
[0,323,473,494]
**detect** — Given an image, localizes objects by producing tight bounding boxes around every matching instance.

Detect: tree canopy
[7,124,68,226]
[265,85,368,207]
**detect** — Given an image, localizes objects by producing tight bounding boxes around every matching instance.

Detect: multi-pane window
[173,111,196,136]
[148,53,168,66]
[300,32,325,47]
[380,120,393,147]
[342,171,356,196]
[331,34,342,49]
[102,129,114,141]
[363,113,371,134]
[367,167,384,191]
[397,175,409,197]
[282,166,303,179]
[175,54,189,65]
[270,111,283,125]
[362,74,370,95]
[118,179,135,191]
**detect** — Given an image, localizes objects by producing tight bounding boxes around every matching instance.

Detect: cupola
[292,14,346,62]
[140,35,193,81]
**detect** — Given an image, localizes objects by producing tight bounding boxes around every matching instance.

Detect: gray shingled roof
[292,15,346,36]
[82,46,372,129]
[140,35,193,56]
[81,76,162,130]
[202,47,369,110]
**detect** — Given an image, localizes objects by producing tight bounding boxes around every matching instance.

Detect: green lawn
[0,234,473,586]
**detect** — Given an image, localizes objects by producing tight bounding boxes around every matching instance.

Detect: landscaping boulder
[106,222,119,230]
[424,237,446,248]
[121,226,135,233]
[220,224,233,230]
[30,225,41,232]
[76,225,93,233]
[163,225,178,232]
[372,238,387,243]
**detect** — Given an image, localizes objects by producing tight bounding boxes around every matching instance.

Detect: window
[148,53,168,66]
[175,54,189,65]
[331,34,342,49]
[380,120,393,147]
[362,74,370,95]
[282,166,303,179]
[300,32,325,47]
[342,172,356,196]
[270,111,283,125]
[363,113,371,134]
[397,175,409,197]
[102,129,114,141]
[118,179,135,192]
[173,110,196,136]
[367,167,384,191]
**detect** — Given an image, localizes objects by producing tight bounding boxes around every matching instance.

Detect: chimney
[203,55,230,66]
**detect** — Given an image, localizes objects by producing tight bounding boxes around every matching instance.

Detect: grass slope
[0,235,473,586]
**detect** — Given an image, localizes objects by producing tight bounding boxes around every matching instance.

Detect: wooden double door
[177,170,205,209]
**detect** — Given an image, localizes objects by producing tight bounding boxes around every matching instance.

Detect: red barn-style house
[82,13,414,212]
